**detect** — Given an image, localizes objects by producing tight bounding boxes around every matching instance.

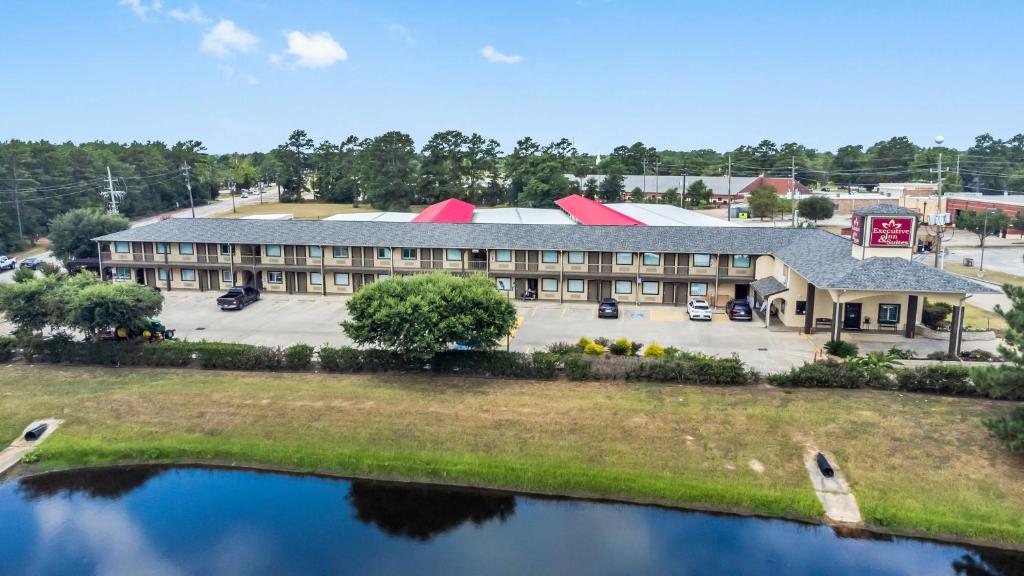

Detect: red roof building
[554,194,646,226]
[739,177,811,196]
[411,198,476,223]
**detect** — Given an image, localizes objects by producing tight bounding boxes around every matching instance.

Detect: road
[0,189,278,284]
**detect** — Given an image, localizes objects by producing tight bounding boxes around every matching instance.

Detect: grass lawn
[11,239,50,259]
[1,365,1022,545]
[943,262,1024,289]
[963,304,1010,333]
[214,202,380,219]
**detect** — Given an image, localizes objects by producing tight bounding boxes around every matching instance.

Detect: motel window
[265,244,282,257]
[795,301,807,316]
[334,273,350,286]
[615,252,634,265]
[567,279,585,293]
[878,304,901,325]
[642,253,661,266]
[542,250,559,263]
[495,249,512,262]
[267,271,283,284]
[332,246,349,258]
[541,278,558,292]
[495,277,512,291]
[615,280,632,294]
[181,269,196,282]
[690,282,708,296]
[446,249,462,261]
[114,241,130,253]
[115,267,131,280]
[308,246,322,258]
[733,255,751,268]
[377,247,392,259]
[642,281,660,295]
[221,270,232,283]
[155,242,169,254]
[692,254,711,267]
[220,244,231,256]
[178,243,194,255]
[567,251,585,264]
[158,269,170,281]
[310,272,323,286]
[401,248,417,260]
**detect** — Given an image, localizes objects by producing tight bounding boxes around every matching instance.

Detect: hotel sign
[867,216,914,247]
[851,214,864,245]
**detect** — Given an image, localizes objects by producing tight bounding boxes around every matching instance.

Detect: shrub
[824,339,859,358]
[608,338,631,356]
[284,344,314,371]
[563,355,593,380]
[192,342,283,371]
[626,354,750,386]
[138,341,195,367]
[629,341,644,356]
[593,337,610,348]
[960,349,997,362]
[575,336,593,351]
[768,362,878,389]
[643,343,665,357]
[583,342,606,356]
[922,301,953,330]
[0,335,15,362]
[547,342,578,358]
[317,346,364,372]
[926,350,955,361]
[886,346,915,360]
[893,365,975,396]
[984,407,1024,453]
[12,267,35,283]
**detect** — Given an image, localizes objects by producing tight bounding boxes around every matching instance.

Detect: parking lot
[149,292,1002,374]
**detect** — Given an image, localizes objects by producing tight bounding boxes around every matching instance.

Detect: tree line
[5,132,1024,251]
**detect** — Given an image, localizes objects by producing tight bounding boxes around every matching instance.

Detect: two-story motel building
[95,197,996,355]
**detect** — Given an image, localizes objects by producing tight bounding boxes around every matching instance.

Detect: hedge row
[560,353,751,386]
[317,347,559,379]
[767,362,1021,400]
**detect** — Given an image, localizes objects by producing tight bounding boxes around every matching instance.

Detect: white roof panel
[471,207,575,225]
[323,212,417,222]
[606,203,738,227]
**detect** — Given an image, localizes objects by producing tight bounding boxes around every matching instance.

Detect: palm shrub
[608,338,631,356]
[824,339,859,358]
[643,343,665,357]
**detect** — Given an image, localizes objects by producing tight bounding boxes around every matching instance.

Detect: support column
[320,245,326,296]
[228,243,235,287]
[803,284,816,334]
[95,242,104,281]
[905,295,918,339]
[831,301,842,342]
[948,305,963,357]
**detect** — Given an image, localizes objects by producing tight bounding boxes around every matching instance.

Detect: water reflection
[952,550,1024,576]
[18,466,164,500]
[347,479,516,541]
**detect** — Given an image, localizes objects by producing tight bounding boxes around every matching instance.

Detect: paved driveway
[99,292,1004,374]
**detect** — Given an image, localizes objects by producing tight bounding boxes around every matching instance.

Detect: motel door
[843,303,862,330]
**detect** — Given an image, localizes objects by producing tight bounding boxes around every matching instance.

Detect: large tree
[313,135,362,204]
[956,209,1011,247]
[597,162,625,203]
[277,129,313,203]
[48,208,129,263]
[359,131,418,211]
[747,186,786,219]
[797,196,835,223]
[342,273,517,360]
[978,285,1024,451]
[65,280,163,340]
[685,180,712,205]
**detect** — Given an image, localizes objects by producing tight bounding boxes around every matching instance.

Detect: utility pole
[726,155,732,221]
[790,156,797,227]
[181,162,196,218]
[10,155,23,238]
[105,166,120,215]
[654,160,660,201]
[681,166,687,208]
[930,136,950,269]
[641,158,647,199]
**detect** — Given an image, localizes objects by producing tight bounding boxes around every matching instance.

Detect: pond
[0,466,1020,575]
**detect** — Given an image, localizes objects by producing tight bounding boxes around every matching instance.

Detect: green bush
[824,339,859,358]
[625,354,750,386]
[593,337,610,348]
[191,342,283,371]
[960,349,998,362]
[643,344,665,357]
[767,362,879,389]
[0,335,16,362]
[922,301,953,330]
[563,355,593,380]
[547,342,578,358]
[984,407,1024,453]
[893,365,976,396]
[138,341,195,367]
[575,336,593,351]
[317,346,364,372]
[629,341,644,356]
[926,350,955,361]
[886,346,915,360]
[284,344,314,371]
[608,338,631,356]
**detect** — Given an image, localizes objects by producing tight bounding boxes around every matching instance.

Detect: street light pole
[978,209,999,276]
[930,135,950,269]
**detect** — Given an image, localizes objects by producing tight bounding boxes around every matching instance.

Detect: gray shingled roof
[852,204,920,216]
[96,218,999,295]
[750,276,788,297]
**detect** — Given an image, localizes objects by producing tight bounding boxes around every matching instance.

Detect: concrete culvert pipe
[24,423,48,442]
[815,452,835,478]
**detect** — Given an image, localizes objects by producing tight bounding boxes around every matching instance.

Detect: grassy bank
[1,365,1021,545]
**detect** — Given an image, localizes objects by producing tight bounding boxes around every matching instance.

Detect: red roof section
[554,194,646,226]
[739,177,811,196]
[411,198,476,223]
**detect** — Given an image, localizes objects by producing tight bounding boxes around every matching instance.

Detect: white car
[687,299,713,321]
[240,191,250,199]
[0,256,15,271]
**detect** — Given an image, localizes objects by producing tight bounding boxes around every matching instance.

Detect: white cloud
[480,44,522,64]
[168,4,210,24]
[389,23,416,46]
[246,75,260,85]
[201,19,258,58]
[284,31,348,68]
[118,0,162,20]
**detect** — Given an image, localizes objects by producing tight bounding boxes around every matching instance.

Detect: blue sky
[2,0,1022,154]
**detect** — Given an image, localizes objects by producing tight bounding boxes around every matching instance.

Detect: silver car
[687,299,713,321]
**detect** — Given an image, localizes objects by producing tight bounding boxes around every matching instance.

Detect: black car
[597,298,619,319]
[19,257,45,270]
[726,299,753,321]
[217,286,261,310]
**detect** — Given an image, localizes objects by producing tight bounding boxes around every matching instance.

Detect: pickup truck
[0,256,15,271]
[217,286,260,310]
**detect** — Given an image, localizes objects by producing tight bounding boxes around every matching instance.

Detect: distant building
[877,183,937,198]
[569,174,808,205]
[946,194,1024,234]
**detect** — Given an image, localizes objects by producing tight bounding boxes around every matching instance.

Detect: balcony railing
[239,255,262,266]
[132,254,156,262]
[466,261,487,270]
[284,256,307,266]
[196,254,220,264]
[514,263,539,272]
[661,265,691,277]
[419,260,444,270]
[588,264,612,274]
